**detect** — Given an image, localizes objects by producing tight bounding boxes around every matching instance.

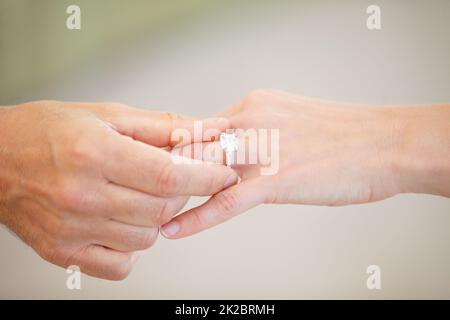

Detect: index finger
[75,102,231,147]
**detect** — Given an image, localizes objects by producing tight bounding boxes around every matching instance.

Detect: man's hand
[161,89,450,239]
[0,101,238,280]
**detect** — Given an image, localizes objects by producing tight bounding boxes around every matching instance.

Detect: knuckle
[69,135,102,167]
[122,228,157,250]
[154,200,171,225]
[214,189,239,217]
[141,228,158,249]
[38,242,58,263]
[164,111,182,124]
[38,240,67,266]
[157,164,183,196]
[55,186,92,212]
[190,210,206,230]
[243,89,270,106]
[110,256,135,281]
[163,112,176,131]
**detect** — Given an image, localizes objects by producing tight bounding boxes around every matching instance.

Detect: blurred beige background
[1,0,449,299]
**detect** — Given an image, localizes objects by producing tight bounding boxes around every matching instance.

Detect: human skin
[0,101,238,280]
[161,89,450,239]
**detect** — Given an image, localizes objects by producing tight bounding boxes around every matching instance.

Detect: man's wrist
[0,106,13,224]
[0,105,15,126]
[0,106,16,146]
[0,106,9,121]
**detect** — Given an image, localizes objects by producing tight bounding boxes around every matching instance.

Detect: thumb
[160,178,269,239]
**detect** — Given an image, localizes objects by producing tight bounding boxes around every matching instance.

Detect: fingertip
[224,173,239,188]
[160,221,181,239]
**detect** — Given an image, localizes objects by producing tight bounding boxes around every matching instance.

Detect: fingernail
[161,221,180,238]
[224,174,238,188]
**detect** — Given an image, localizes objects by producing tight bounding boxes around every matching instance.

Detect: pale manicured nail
[161,221,180,238]
[224,174,238,188]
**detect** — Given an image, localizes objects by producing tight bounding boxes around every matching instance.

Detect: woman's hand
[162,89,450,239]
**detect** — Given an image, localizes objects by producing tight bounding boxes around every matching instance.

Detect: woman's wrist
[390,104,450,197]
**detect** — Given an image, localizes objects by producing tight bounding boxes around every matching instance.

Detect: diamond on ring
[220,132,239,166]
